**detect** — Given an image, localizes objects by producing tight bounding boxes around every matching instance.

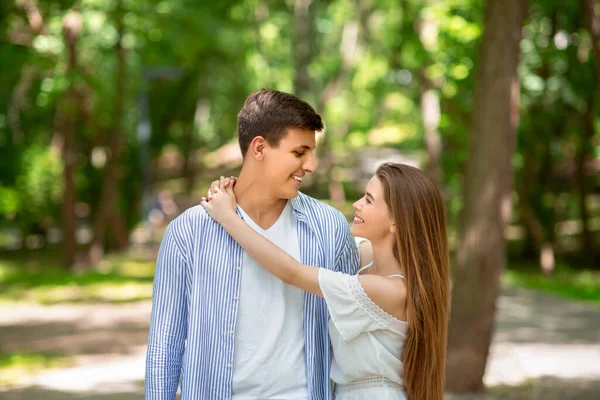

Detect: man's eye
[294,152,304,157]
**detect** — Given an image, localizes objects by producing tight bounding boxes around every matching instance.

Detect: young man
[145,89,359,400]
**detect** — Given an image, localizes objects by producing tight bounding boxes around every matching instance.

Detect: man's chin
[280,187,300,199]
[284,191,300,199]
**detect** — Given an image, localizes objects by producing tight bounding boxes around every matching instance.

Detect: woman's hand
[201,176,237,224]
[205,176,237,201]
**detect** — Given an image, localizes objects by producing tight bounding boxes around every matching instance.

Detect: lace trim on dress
[335,376,405,393]
[348,275,397,327]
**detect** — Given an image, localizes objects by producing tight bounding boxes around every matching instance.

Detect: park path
[1,287,600,400]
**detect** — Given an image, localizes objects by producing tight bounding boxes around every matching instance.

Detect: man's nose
[303,152,317,173]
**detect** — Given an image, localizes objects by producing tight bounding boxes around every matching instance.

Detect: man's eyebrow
[294,145,314,150]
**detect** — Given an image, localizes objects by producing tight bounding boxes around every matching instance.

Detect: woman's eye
[365,196,371,204]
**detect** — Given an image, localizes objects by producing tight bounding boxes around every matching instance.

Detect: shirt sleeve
[145,222,188,400]
[334,213,359,275]
[318,268,396,341]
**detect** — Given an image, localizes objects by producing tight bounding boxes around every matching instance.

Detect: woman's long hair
[376,163,450,400]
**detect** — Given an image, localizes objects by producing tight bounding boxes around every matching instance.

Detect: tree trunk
[583,0,600,78]
[59,10,83,269]
[518,145,558,274]
[581,0,599,262]
[183,98,211,195]
[417,0,444,187]
[445,0,526,393]
[421,89,443,186]
[253,1,272,87]
[576,99,595,262]
[316,0,368,204]
[182,127,196,195]
[293,0,314,100]
[60,97,77,269]
[517,10,558,273]
[89,3,128,265]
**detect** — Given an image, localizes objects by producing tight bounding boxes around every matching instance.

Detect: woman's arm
[202,181,324,297]
[201,179,405,319]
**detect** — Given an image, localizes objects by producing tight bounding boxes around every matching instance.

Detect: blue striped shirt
[145,192,359,400]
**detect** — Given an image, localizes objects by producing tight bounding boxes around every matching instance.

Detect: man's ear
[249,136,267,161]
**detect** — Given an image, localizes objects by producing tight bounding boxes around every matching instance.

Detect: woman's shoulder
[357,274,408,323]
[355,237,374,269]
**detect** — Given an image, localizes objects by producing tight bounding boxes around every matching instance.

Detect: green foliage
[0,0,597,267]
[0,186,20,217]
[16,145,63,220]
[504,263,600,306]
[0,249,154,303]
[0,351,69,386]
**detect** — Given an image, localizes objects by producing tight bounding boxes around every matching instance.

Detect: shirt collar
[234,193,308,222]
[290,192,308,217]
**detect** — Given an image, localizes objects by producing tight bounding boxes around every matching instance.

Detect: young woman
[201,163,450,400]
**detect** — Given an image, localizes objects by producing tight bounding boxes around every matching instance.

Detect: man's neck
[234,167,288,230]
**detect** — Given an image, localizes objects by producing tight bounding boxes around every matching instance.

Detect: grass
[0,248,155,304]
[503,261,600,306]
[1,245,599,308]
[0,352,71,386]
[0,249,156,386]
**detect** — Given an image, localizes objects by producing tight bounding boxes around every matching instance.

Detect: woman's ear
[390,222,397,233]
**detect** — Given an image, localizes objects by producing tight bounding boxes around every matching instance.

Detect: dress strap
[357,261,373,274]
[388,274,404,279]
[360,263,404,279]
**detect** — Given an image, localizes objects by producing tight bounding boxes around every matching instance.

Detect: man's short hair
[237,89,324,158]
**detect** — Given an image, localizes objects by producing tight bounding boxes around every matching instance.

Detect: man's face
[261,127,317,199]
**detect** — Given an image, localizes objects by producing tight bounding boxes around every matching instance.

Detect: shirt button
[227,363,233,368]
[233,296,238,300]
[236,267,241,271]
[229,330,234,334]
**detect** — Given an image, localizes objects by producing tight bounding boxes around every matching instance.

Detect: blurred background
[0,0,599,399]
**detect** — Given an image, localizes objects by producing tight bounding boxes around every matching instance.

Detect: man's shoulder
[167,204,211,237]
[294,192,347,227]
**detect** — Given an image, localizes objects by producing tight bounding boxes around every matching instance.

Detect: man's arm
[145,222,189,400]
[334,212,359,275]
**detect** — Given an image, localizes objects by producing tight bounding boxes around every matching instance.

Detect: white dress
[318,266,408,400]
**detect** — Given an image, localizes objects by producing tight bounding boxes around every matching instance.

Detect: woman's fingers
[226,183,235,196]
[206,175,236,202]
[225,176,237,187]
[211,180,220,193]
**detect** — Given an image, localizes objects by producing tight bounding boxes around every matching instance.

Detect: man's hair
[237,89,324,157]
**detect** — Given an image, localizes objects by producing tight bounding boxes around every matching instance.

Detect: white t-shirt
[231,201,308,399]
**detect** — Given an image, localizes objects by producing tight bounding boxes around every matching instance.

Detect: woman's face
[350,175,395,241]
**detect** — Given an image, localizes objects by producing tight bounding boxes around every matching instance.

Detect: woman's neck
[370,237,403,276]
